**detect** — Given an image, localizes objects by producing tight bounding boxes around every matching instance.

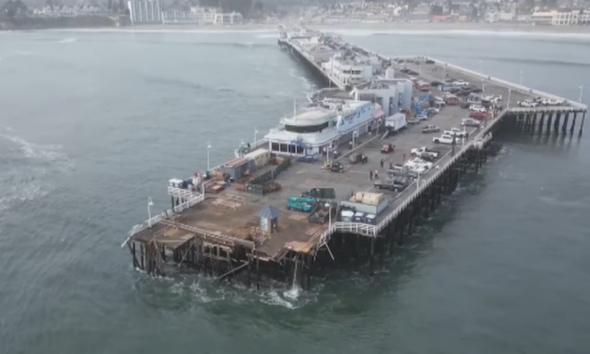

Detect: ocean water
[0,29,589,354]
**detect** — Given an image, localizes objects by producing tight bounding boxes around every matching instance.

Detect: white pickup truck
[432,134,455,144]
[444,128,468,138]
[411,146,440,159]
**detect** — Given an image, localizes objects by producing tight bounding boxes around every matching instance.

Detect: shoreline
[13,22,590,36]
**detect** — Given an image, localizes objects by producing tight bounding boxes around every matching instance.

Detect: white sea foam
[288,67,312,91]
[0,134,74,213]
[57,38,77,44]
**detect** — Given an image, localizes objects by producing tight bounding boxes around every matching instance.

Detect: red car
[469,111,488,120]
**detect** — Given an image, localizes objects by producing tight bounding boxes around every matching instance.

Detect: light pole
[147,197,154,228]
[481,78,485,94]
[579,85,584,103]
[254,128,259,144]
[443,63,447,81]
[519,71,523,85]
[206,142,212,171]
[507,88,512,109]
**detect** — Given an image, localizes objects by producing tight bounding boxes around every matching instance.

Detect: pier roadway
[402,59,581,110]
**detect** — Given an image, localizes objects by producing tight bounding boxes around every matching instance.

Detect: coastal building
[188,6,243,25]
[321,54,375,87]
[30,5,104,17]
[162,11,199,25]
[531,9,590,25]
[127,0,162,24]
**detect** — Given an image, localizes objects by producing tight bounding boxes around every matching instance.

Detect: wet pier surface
[125,28,587,289]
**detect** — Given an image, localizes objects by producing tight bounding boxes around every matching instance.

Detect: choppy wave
[0,134,73,214]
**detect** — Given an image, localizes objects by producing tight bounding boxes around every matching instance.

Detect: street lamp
[579,85,584,103]
[254,128,259,144]
[507,88,512,109]
[206,142,212,171]
[147,197,154,228]
[481,78,485,94]
[519,71,523,85]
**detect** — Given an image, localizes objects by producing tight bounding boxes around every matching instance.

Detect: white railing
[334,222,377,236]
[168,186,199,200]
[127,192,205,237]
[509,106,584,113]
[315,113,502,246]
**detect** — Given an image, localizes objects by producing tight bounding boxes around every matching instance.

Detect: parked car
[433,134,455,144]
[421,125,441,134]
[327,161,344,173]
[469,104,487,113]
[469,111,488,120]
[452,80,470,86]
[407,118,421,125]
[425,107,440,115]
[425,59,435,64]
[374,177,408,192]
[518,100,539,107]
[431,80,443,86]
[460,101,471,109]
[411,146,440,159]
[416,113,429,121]
[381,144,395,153]
[405,157,434,171]
[461,118,482,127]
[349,152,368,164]
[444,128,468,138]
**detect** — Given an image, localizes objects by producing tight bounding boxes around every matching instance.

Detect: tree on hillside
[199,0,219,7]
[219,0,252,15]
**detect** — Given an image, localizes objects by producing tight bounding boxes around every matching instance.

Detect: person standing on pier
[374,169,379,179]
[369,170,373,180]
[380,158,384,168]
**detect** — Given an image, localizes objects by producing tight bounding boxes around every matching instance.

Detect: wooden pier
[123,29,587,290]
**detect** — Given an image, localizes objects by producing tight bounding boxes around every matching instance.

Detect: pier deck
[129,84,524,261]
[125,27,586,285]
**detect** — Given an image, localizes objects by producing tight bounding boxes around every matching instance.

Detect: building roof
[258,206,282,219]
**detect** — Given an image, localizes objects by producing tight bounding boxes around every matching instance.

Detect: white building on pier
[264,100,375,157]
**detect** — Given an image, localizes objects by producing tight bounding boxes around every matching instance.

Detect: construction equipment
[413,94,429,117]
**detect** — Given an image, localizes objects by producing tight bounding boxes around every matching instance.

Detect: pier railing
[318,112,502,246]
[128,192,205,237]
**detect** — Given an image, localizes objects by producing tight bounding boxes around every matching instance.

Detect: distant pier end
[122,26,586,290]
